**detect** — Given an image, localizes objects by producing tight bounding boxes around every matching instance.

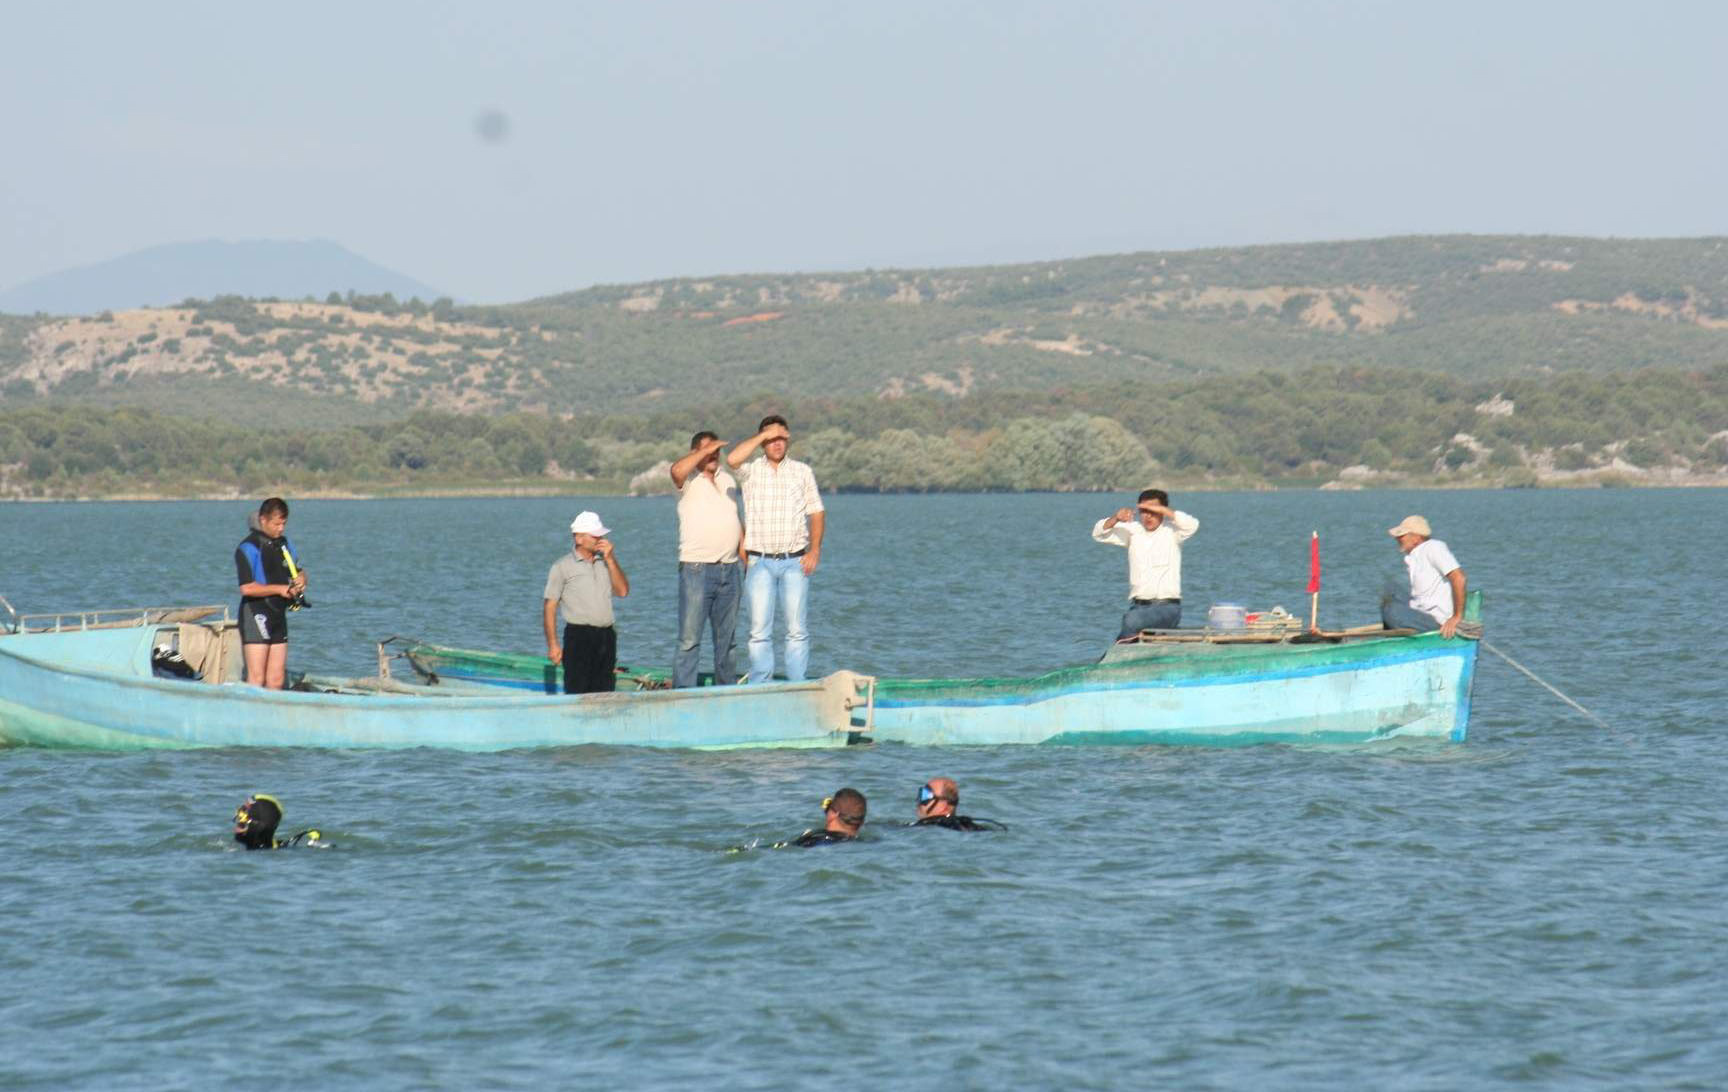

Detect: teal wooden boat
[383,602,1483,747]
[0,605,874,751]
[864,627,1478,746]
[858,593,1482,745]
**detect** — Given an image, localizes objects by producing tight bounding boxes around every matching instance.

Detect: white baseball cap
[569,511,610,536]
[1387,515,1432,538]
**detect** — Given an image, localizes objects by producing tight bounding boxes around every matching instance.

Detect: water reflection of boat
[0,604,873,751]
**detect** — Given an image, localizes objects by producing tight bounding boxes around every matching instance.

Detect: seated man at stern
[1092,488,1199,640]
[1381,515,1468,638]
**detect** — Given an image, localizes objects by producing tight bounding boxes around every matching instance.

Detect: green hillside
[2,235,1727,425]
[4,235,1727,497]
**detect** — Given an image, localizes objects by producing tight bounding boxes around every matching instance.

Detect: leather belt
[1131,597,1180,605]
[747,548,807,559]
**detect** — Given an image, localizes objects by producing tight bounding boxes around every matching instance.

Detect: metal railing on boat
[2,604,231,635]
[1129,619,1482,644]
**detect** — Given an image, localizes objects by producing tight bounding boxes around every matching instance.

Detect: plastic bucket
[1207,603,1247,631]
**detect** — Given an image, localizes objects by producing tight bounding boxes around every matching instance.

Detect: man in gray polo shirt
[543,510,631,694]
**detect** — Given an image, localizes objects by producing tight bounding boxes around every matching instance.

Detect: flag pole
[1306,531,1321,631]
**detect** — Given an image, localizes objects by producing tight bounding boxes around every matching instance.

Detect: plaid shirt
[737,456,824,554]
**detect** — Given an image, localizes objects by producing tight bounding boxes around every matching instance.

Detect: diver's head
[256,497,289,539]
[822,787,867,837]
[233,794,283,850]
[916,777,959,819]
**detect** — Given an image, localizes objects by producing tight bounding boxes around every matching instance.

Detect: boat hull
[0,627,863,751]
[864,633,1477,746]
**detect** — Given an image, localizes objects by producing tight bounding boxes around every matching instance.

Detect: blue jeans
[675,561,742,688]
[745,556,809,683]
[1117,599,1181,640]
[1380,597,1440,632]
[1380,577,1440,631]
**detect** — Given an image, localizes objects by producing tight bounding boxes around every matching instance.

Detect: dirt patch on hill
[10,302,525,408]
[1101,283,1414,330]
[878,366,977,399]
[964,327,1109,356]
[1553,292,1728,330]
[1480,258,1575,273]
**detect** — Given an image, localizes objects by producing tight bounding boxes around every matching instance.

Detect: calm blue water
[1,490,1723,1089]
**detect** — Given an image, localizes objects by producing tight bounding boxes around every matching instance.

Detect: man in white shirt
[726,414,825,683]
[668,430,745,688]
[1091,488,1200,640]
[1382,515,1467,637]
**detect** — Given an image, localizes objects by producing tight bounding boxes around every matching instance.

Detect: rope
[1482,640,1612,733]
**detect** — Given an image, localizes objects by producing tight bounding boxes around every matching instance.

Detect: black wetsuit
[237,829,324,850]
[234,528,299,645]
[913,814,1005,832]
[790,828,857,847]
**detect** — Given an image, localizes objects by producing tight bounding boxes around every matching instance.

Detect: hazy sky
[3,0,1723,303]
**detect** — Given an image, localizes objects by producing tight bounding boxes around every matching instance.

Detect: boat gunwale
[0,631,835,713]
[874,630,1475,698]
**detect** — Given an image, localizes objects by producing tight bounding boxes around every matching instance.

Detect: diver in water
[233,794,327,850]
[912,778,1005,832]
[722,787,867,853]
[788,787,867,846]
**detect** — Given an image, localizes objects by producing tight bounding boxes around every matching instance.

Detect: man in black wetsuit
[913,777,1004,832]
[232,794,325,850]
[234,497,308,689]
[790,787,867,846]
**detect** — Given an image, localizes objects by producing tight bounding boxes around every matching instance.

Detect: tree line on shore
[2,364,1725,498]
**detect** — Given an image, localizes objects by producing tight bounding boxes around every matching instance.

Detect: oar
[1481,640,1611,732]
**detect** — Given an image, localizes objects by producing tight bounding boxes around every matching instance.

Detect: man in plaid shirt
[726,414,826,682]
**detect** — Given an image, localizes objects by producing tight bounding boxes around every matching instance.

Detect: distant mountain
[0,239,443,316]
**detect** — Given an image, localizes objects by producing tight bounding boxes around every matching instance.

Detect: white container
[1207,603,1247,631]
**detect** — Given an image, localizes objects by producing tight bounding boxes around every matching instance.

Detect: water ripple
[4,491,1728,1088]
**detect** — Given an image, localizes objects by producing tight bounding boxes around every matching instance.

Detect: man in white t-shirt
[668,430,745,688]
[1382,515,1467,638]
[1092,488,1200,639]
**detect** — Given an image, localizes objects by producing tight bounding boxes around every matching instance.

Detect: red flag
[1305,531,1321,594]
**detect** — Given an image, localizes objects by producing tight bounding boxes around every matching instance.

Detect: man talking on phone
[543,511,631,694]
